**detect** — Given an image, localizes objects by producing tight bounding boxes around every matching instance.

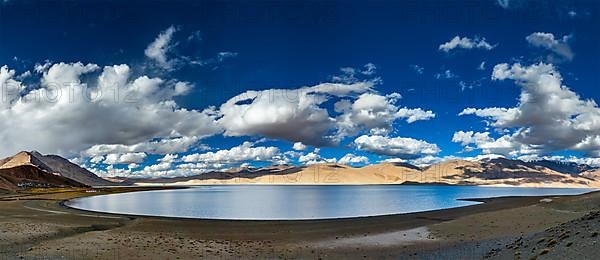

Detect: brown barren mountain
[30,152,114,186]
[1,150,598,190]
[581,168,600,179]
[127,159,600,188]
[0,151,113,186]
[0,151,55,172]
[0,165,86,191]
[0,151,116,192]
[422,158,600,187]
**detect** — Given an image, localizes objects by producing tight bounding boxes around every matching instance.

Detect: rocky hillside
[0,151,117,192]
[0,165,87,191]
[422,158,600,187]
[530,160,596,175]
[0,151,113,186]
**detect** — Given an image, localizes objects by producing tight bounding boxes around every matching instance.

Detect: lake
[65,185,594,220]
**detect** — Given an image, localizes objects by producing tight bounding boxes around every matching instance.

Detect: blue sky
[0,0,599,177]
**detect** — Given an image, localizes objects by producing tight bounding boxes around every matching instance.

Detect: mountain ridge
[0,151,114,192]
[0,164,87,191]
[115,158,600,188]
[1,150,598,191]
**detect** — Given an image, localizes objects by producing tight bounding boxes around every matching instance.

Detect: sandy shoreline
[1,187,599,259]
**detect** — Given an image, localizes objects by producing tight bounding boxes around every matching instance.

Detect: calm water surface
[66,185,594,220]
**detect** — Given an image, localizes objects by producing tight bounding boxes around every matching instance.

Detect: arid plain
[1,187,599,259]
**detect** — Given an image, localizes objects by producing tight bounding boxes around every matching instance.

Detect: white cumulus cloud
[145,25,178,70]
[338,153,369,166]
[182,141,281,164]
[292,142,307,151]
[456,62,600,157]
[298,148,337,165]
[218,81,374,146]
[335,92,434,137]
[354,135,441,159]
[0,62,221,158]
[526,32,574,62]
[439,36,496,52]
[103,152,147,165]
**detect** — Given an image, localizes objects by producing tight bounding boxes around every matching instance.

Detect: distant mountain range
[0,151,113,192]
[114,157,600,188]
[1,151,600,192]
